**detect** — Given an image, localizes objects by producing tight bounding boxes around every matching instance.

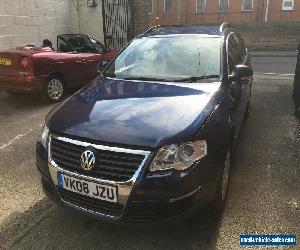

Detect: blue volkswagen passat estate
[36,23,253,222]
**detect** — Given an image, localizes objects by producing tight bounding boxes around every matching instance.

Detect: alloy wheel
[47,78,64,101]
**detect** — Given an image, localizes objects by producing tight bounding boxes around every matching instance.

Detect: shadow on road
[0,197,222,249]
[1,92,51,108]
[0,89,76,110]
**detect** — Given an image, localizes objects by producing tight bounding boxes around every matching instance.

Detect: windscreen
[104,35,221,82]
[58,34,101,53]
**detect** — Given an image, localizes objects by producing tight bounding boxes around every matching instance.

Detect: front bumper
[0,74,46,92]
[36,135,220,223]
[40,174,211,224]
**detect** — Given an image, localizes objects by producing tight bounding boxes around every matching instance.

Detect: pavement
[0,57,299,249]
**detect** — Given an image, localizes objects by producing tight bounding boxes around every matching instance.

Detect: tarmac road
[252,56,297,75]
[0,58,299,249]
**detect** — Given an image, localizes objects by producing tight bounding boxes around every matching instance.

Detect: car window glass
[90,37,105,53]
[234,34,247,64]
[58,37,71,52]
[227,34,238,74]
[70,36,94,52]
[60,35,95,53]
[237,34,247,64]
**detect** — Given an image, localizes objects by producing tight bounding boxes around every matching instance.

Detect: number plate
[57,172,118,203]
[0,58,12,66]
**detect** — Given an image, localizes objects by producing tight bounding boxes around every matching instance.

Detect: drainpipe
[265,0,270,23]
[77,0,81,33]
[177,0,181,25]
[156,0,160,25]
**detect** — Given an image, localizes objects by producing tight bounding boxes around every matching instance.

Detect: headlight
[40,124,49,148]
[150,140,207,172]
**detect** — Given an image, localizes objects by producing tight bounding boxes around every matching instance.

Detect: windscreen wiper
[123,77,170,82]
[174,75,220,82]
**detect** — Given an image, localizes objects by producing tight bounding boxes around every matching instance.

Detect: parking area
[0,57,299,249]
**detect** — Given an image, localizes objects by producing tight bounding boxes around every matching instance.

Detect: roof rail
[143,25,184,35]
[219,22,233,32]
[143,25,160,35]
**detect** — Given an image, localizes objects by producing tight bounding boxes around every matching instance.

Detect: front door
[227,33,246,132]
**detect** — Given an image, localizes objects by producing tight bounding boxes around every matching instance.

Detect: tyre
[212,149,231,215]
[44,76,65,103]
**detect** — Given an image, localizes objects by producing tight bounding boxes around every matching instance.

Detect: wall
[237,22,300,51]
[0,0,72,50]
[134,0,148,36]
[0,0,105,51]
[70,0,104,43]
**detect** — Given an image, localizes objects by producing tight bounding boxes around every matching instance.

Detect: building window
[282,0,294,10]
[146,0,153,15]
[196,0,206,13]
[219,0,229,11]
[243,0,253,11]
[164,0,172,13]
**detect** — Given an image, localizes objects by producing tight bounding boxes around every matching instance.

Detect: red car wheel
[45,77,65,103]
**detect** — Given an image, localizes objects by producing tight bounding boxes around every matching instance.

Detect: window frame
[242,0,253,11]
[196,0,206,13]
[146,0,153,15]
[219,0,229,12]
[164,0,173,13]
[282,0,294,10]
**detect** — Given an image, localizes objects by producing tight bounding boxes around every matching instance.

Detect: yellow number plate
[0,58,12,66]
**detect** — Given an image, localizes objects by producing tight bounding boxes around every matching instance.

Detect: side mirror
[96,60,109,73]
[231,65,253,81]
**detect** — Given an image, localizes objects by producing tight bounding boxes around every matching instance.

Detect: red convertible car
[0,34,117,102]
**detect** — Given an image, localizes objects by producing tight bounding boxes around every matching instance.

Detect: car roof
[58,34,88,37]
[141,23,234,38]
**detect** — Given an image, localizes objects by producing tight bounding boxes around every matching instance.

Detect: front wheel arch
[212,134,234,216]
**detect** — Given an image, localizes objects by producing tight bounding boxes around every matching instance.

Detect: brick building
[133,0,300,51]
[142,0,300,27]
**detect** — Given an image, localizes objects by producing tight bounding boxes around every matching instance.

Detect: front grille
[125,197,194,221]
[51,138,145,182]
[58,188,124,217]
